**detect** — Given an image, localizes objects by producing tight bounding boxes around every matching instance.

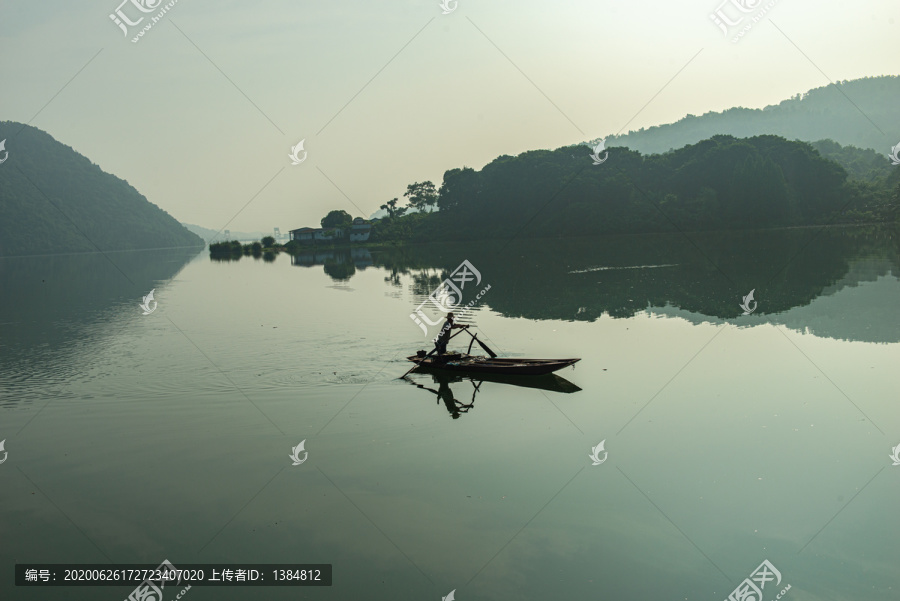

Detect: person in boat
[434,312,466,357]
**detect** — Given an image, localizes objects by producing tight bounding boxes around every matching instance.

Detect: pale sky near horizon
[0,0,897,234]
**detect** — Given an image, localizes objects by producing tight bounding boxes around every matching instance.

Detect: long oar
[399,326,471,379]
[462,327,498,358]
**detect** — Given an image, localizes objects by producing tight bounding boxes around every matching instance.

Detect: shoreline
[207,220,898,256]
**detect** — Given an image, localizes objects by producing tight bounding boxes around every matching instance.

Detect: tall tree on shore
[321,209,352,229]
[379,198,407,219]
[438,167,478,213]
[404,181,438,212]
[380,198,397,218]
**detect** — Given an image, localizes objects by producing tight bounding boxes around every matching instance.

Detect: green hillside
[0,122,204,257]
[810,139,894,182]
[369,135,898,243]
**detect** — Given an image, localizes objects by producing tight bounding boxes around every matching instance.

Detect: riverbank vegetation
[368,135,899,244]
[210,134,899,260]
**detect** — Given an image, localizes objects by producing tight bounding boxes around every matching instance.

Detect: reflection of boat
[406,352,581,376]
[425,371,581,394]
[403,370,580,419]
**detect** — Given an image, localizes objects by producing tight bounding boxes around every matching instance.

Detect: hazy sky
[1,0,896,234]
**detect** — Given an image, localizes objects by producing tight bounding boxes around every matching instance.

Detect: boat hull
[407,353,580,376]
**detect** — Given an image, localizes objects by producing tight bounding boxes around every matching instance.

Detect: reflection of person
[411,376,475,419]
[437,380,473,419]
[434,312,465,357]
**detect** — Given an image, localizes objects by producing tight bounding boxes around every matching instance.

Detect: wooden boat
[407,352,580,376]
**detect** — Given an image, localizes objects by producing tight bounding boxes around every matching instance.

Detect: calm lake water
[1,227,898,601]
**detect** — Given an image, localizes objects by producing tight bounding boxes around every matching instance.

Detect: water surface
[1,228,898,600]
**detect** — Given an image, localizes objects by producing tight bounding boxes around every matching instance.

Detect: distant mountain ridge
[182,223,274,243]
[0,122,203,257]
[598,75,900,156]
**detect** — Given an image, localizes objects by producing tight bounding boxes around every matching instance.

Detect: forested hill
[601,76,900,155]
[0,122,203,257]
[421,135,898,241]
